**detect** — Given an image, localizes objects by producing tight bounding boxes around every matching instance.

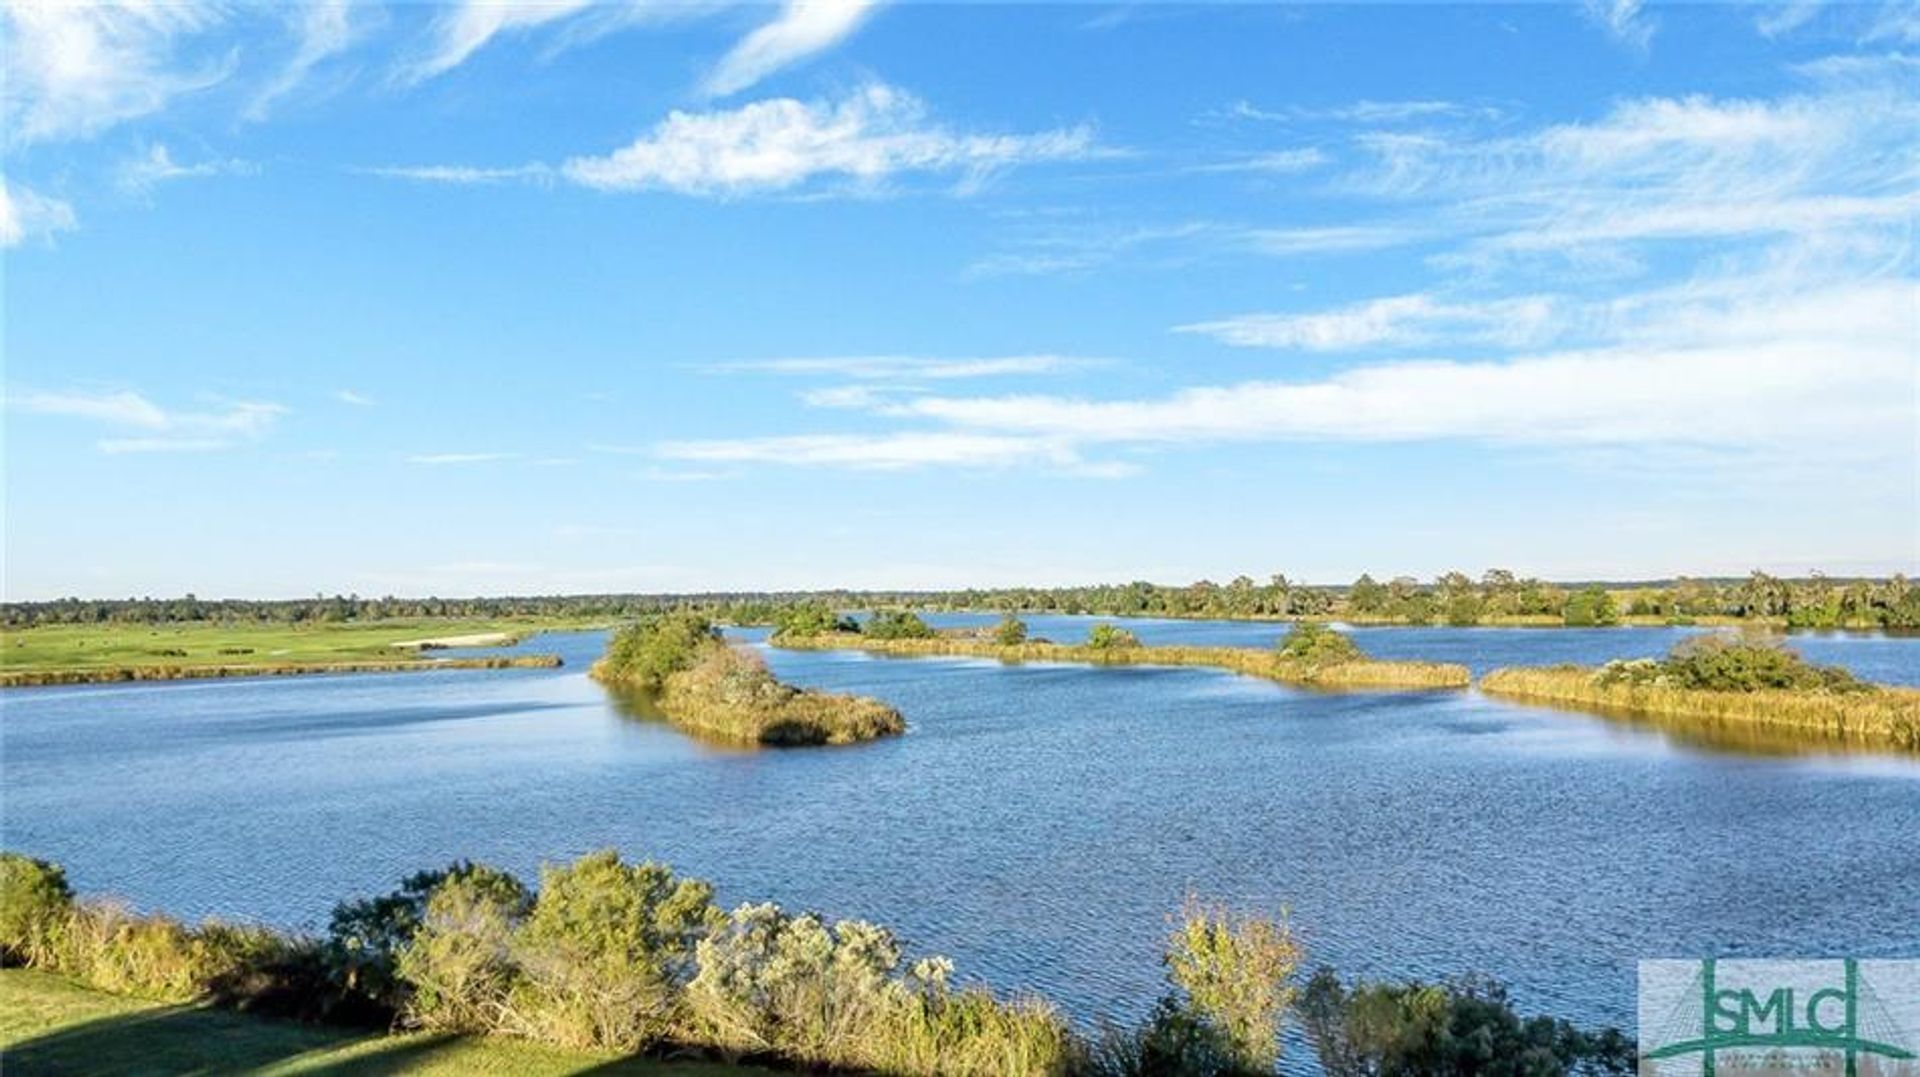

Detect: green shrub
[1163,899,1301,1072]
[993,614,1029,646]
[1594,635,1870,694]
[1086,998,1242,1077]
[328,860,531,1010]
[395,870,532,1034]
[506,850,720,1051]
[687,903,907,1062]
[865,610,935,640]
[597,612,720,690]
[1562,586,1620,627]
[1086,624,1142,650]
[771,603,856,640]
[1300,968,1635,1076]
[1275,623,1364,667]
[1,852,73,968]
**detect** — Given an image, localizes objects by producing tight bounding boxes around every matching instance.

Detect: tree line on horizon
[5,569,1916,630]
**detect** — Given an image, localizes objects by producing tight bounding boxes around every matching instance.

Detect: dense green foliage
[13,569,1916,631]
[1561,586,1621,627]
[1274,623,1364,667]
[863,610,936,639]
[768,602,856,640]
[326,861,532,1011]
[1596,635,1869,693]
[994,614,1030,646]
[0,855,71,969]
[3,850,1632,1075]
[1085,624,1142,649]
[1300,968,1635,1076]
[599,613,723,692]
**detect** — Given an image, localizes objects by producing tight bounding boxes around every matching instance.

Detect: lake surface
[3,618,1917,1048]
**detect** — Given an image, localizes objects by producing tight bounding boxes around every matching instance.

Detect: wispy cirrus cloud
[563,84,1100,196]
[406,452,521,466]
[247,0,363,120]
[658,431,1084,471]
[1178,294,1559,351]
[0,0,233,145]
[9,389,286,453]
[708,355,1096,379]
[703,0,882,97]
[117,143,256,193]
[371,84,1099,198]
[404,0,600,83]
[0,176,77,247]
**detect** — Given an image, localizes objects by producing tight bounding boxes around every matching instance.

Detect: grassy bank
[0,618,583,688]
[592,614,904,746]
[0,654,564,688]
[1480,666,1920,753]
[0,969,747,1075]
[772,632,1471,691]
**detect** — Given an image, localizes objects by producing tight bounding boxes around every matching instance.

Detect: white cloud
[354,163,552,185]
[891,282,1914,454]
[1583,0,1655,47]
[10,389,285,452]
[560,84,1098,196]
[704,0,880,97]
[711,355,1092,379]
[1227,99,1497,125]
[407,0,597,83]
[117,143,255,192]
[1246,225,1422,257]
[0,0,231,144]
[1189,148,1330,176]
[0,176,77,247]
[335,389,375,407]
[247,0,361,120]
[1178,294,1558,351]
[658,431,1082,470]
[407,452,520,465]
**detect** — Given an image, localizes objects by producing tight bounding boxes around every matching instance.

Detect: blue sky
[3,0,1916,599]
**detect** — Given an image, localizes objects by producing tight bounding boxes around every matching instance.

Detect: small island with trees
[767,607,1472,692]
[590,612,904,746]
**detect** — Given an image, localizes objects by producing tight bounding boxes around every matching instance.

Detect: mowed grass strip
[0,969,755,1076]
[0,618,587,679]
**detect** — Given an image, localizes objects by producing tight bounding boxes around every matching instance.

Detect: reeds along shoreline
[771,633,1472,691]
[1479,666,1920,753]
[0,654,564,688]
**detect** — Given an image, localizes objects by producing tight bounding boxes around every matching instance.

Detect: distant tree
[1276,623,1364,667]
[993,613,1029,646]
[864,610,935,640]
[1347,575,1386,615]
[1086,623,1142,649]
[1562,586,1620,627]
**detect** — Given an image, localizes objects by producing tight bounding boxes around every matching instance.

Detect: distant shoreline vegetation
[0,654,562,688]
[770,610,1472,692]
[1482,637,1920,754]
[591,613,903,746]
[7,568,1916,632]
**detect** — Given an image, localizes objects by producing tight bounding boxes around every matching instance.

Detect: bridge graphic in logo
[1641,959,1920,1076]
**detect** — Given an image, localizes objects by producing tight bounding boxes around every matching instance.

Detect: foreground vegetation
[10,568,1917,631]
[0,969,741,1075]
[0,852,1631,1076]
[0,618,569,686]
[772,615,1471,692]
[1482,636,1920,753]
[593,613,903,745]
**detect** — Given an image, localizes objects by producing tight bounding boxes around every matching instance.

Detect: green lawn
[0,618,595,674]
[0,969,754,1075]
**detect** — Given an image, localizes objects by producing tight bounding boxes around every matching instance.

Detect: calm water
[3,619,1917,1044]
